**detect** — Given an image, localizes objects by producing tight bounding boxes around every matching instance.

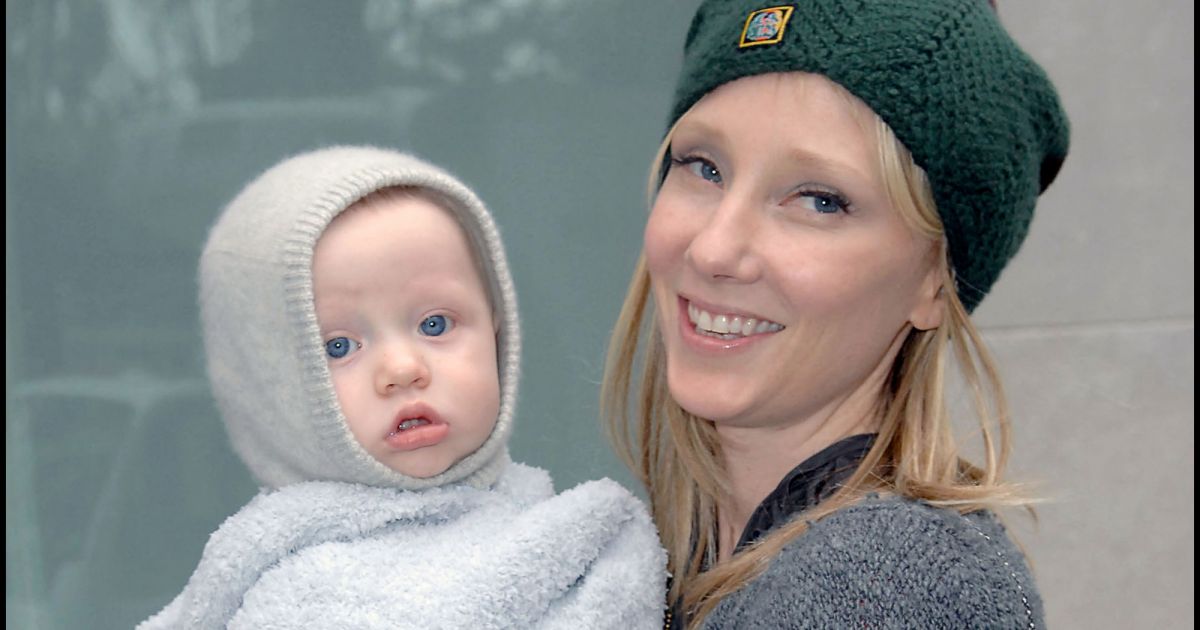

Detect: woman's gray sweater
[706,495,1043,629]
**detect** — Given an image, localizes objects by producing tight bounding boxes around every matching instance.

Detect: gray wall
[5,2,1192,629]
[973,3,1194,628]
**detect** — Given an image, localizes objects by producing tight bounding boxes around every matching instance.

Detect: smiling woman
[603,1,1070,628]
[646,74,945,445]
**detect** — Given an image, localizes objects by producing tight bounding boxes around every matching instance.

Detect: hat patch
[739,6,794,48]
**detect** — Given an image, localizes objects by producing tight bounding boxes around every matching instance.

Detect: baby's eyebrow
[313,307,358,330]
[314,281,367,299]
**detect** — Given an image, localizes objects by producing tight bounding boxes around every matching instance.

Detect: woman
[603,1,1069,627]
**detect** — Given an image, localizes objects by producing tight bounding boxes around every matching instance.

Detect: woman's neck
[713,329,908,562]
[714,396,880,561]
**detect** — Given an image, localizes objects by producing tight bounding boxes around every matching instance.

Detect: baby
[139,147,664,629]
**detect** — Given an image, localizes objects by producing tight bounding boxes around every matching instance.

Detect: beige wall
[975,2,1194,627]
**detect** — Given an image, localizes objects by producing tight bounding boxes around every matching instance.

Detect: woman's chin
[668,384,753,426]
[665,366,751,421]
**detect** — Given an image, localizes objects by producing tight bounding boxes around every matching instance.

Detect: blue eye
[420,315,451,337]
[671,156,723,185]
[325,336,358,359]
[797,190,852,215]
[691,160,722,184]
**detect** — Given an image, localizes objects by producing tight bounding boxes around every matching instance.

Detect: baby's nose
[374,344,430,394]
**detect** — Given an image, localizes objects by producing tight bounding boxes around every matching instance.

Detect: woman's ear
[908,249,947,331]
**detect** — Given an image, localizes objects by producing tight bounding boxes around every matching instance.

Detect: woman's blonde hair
[601,97,1029,628]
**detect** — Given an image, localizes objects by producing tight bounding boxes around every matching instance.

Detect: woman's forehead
[683,73,878,135]
[675,73,882,182]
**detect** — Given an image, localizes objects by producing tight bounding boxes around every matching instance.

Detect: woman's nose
[685,193,762,283]
[374,343,431,394]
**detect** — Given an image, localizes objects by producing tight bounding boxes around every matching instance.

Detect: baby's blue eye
[420,315,450,336]
[325,337,358,359]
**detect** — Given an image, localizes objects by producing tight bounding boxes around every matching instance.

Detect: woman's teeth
[687,302,783,339]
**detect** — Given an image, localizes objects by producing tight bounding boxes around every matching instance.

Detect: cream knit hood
[199,146,519,490]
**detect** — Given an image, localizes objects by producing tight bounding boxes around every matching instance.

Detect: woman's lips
[675,295,779,352]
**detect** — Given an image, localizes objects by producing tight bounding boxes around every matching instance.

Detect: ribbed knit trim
[203,147,520,490]
[667,0,1070,312]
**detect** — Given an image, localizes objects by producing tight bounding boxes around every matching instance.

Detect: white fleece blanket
[139,464,665,629]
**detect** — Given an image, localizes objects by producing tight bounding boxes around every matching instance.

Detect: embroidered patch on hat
[739,6,794,48]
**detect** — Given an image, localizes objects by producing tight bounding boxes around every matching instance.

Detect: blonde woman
[603,1,1069,628]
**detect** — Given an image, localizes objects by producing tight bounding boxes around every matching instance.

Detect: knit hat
[200,146,520,491]
[668,0,1070,311]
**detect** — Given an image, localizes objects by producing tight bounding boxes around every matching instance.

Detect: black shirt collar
[733,433,876,552]
[665,433,878,629]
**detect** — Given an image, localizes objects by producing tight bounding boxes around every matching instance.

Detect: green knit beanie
[667,0,1070,311]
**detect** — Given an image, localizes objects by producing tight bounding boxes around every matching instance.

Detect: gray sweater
[706,495,1043,629]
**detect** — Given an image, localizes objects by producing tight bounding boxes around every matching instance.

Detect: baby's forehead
[339,185,454,225]
[323,186,497,311]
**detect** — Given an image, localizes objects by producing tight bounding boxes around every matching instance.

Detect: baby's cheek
[477,374,502,423]
[467,373,501,439]
[328,368,367,435]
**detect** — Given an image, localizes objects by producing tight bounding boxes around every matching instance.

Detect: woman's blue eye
[687,159,722,184]
[420,315,450,337]
[798,191,851,214]
[672,156,723,185]
[325,336,358,359]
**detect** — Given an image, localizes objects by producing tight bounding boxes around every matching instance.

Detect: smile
[686,300,784,340]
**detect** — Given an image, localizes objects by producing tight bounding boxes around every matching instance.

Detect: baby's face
[312,194,499,478]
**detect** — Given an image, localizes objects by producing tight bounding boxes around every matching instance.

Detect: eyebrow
[672,118,875,185]
[784,147,874,185]
[313,283,365,304]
